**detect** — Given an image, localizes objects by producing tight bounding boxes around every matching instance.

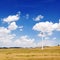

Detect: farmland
[0,46,60,60]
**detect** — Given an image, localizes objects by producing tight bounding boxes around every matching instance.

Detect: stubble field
[0,46,60,60]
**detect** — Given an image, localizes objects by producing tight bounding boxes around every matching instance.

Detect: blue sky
[0,0,60,47]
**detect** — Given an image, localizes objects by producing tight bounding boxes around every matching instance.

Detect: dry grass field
[0,46,60,60]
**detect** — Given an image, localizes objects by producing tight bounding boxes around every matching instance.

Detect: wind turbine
[42,33,43,50]
[41,32,44,50]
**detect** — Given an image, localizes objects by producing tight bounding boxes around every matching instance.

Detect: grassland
[0,46,60,60]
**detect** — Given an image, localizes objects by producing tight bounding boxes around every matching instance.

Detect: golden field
[0,46,60,60]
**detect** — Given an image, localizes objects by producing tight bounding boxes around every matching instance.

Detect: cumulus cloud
[19,26,23,31]
[38,32,46,37]
[0,33,16,47]
[47,32,53,36]
[33,21,60,37]
[0,35,36,47]
[45,37,50,40]
[8,22,18,30]
[0,11,60,47]
[19,29,23,31]
[0,27,10,34]
[37,37,57,47]
[57,23,60,31]
[0,27,57,47]
[32,21,60,47]
[0,33,57,47]
[0,12,38,47]
[3,13,20,23]
[14,35,36,47]
[37,39,57,47]
[33,21,54,32]
[0,27,16,47]
[33,15,44,21]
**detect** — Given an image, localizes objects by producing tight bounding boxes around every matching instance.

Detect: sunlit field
[0,46,60,60]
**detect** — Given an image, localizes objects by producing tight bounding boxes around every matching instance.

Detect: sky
[0,0,60,47]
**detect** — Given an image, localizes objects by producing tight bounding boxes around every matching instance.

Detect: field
[0,46,60,60]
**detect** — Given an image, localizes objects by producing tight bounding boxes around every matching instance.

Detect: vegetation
[0,46,60,60]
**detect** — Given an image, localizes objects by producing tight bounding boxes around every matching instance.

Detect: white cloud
[45,37,50,40]
[0,12,60,47]
[19,26,23,29]
[0,32,36,47]
[38,32,46,37]
[0,32,16,47]
[0,31,57,47]
[0,27,14,46]
[0,12,38,47]
[19,26,23,31]
[37,39,57,47]
[33,15,44,21]
[20,29,23,31]
[3,13,20,23]
[57,23,60,31]
[8,22,18,30]
[33,21,54,32]
[32,21,60,47]
[14,35,36,47]
[0,27,10,34]
[33,21,60,37]
[47,32,53,36]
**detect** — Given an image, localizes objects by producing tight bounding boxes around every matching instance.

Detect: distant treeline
[0,45,60,49]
